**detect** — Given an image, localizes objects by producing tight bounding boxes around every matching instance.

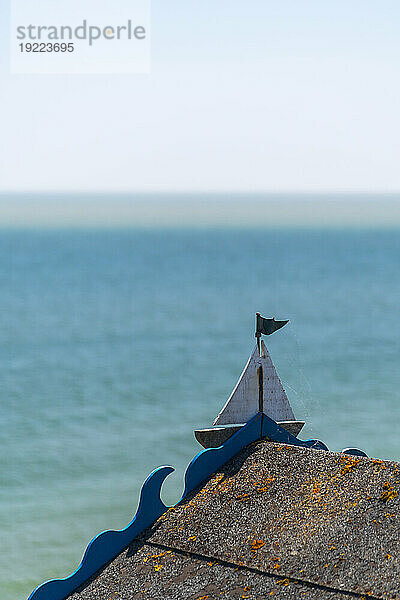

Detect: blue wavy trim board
[28,413,366,600]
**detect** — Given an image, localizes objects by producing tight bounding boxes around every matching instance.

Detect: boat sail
[213,340,295,426]
[195,314,305,448]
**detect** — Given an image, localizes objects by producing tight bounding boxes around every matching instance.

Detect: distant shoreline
[0,193,399,228]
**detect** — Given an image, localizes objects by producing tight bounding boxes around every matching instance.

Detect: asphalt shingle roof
[70,440,400,600]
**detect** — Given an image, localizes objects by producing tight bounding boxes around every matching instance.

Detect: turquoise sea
[1,228,400,599]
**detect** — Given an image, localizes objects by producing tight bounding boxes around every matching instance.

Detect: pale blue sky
[0,0,399,193]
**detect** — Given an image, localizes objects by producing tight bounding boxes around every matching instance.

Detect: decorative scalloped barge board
[28,413,264,600]
[28,412,367,600]
[182,412,264,499]
[27,466,173,600]
[261,414,368,457]
[261,414,329,451]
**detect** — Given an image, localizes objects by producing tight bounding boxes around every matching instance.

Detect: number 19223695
[19,43,75,53]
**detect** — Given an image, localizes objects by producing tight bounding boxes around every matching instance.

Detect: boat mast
[255,313,264,414]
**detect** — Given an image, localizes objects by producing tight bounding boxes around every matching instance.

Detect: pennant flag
[256,313,289,336]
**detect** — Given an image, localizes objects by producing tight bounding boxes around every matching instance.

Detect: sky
[0,0,400,194]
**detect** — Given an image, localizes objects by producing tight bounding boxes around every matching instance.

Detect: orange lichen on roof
[212,474,224,485]
[237,493,250,502]
[254,475,275,494]
[313,481,320,494]
[380,482,399,503]
[340,457,361,475]
[372,459,387,471]
[251,539,265,551]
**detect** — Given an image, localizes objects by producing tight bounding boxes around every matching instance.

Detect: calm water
[1,228,400,599]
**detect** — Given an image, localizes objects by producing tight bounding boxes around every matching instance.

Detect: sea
[1,227,400,599]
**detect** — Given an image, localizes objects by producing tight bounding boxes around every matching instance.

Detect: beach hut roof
[70,439,400,600]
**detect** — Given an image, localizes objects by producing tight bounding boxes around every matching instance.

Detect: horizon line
[1,190,400,198]
[0,195,399,228]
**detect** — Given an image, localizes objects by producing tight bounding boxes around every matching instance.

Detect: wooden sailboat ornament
[195,313,305,448]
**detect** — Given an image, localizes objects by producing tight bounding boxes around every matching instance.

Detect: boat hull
[195,420,305,449]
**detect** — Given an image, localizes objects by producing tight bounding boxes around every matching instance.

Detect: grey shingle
[70,542,362,600]
[70,440,400,600]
